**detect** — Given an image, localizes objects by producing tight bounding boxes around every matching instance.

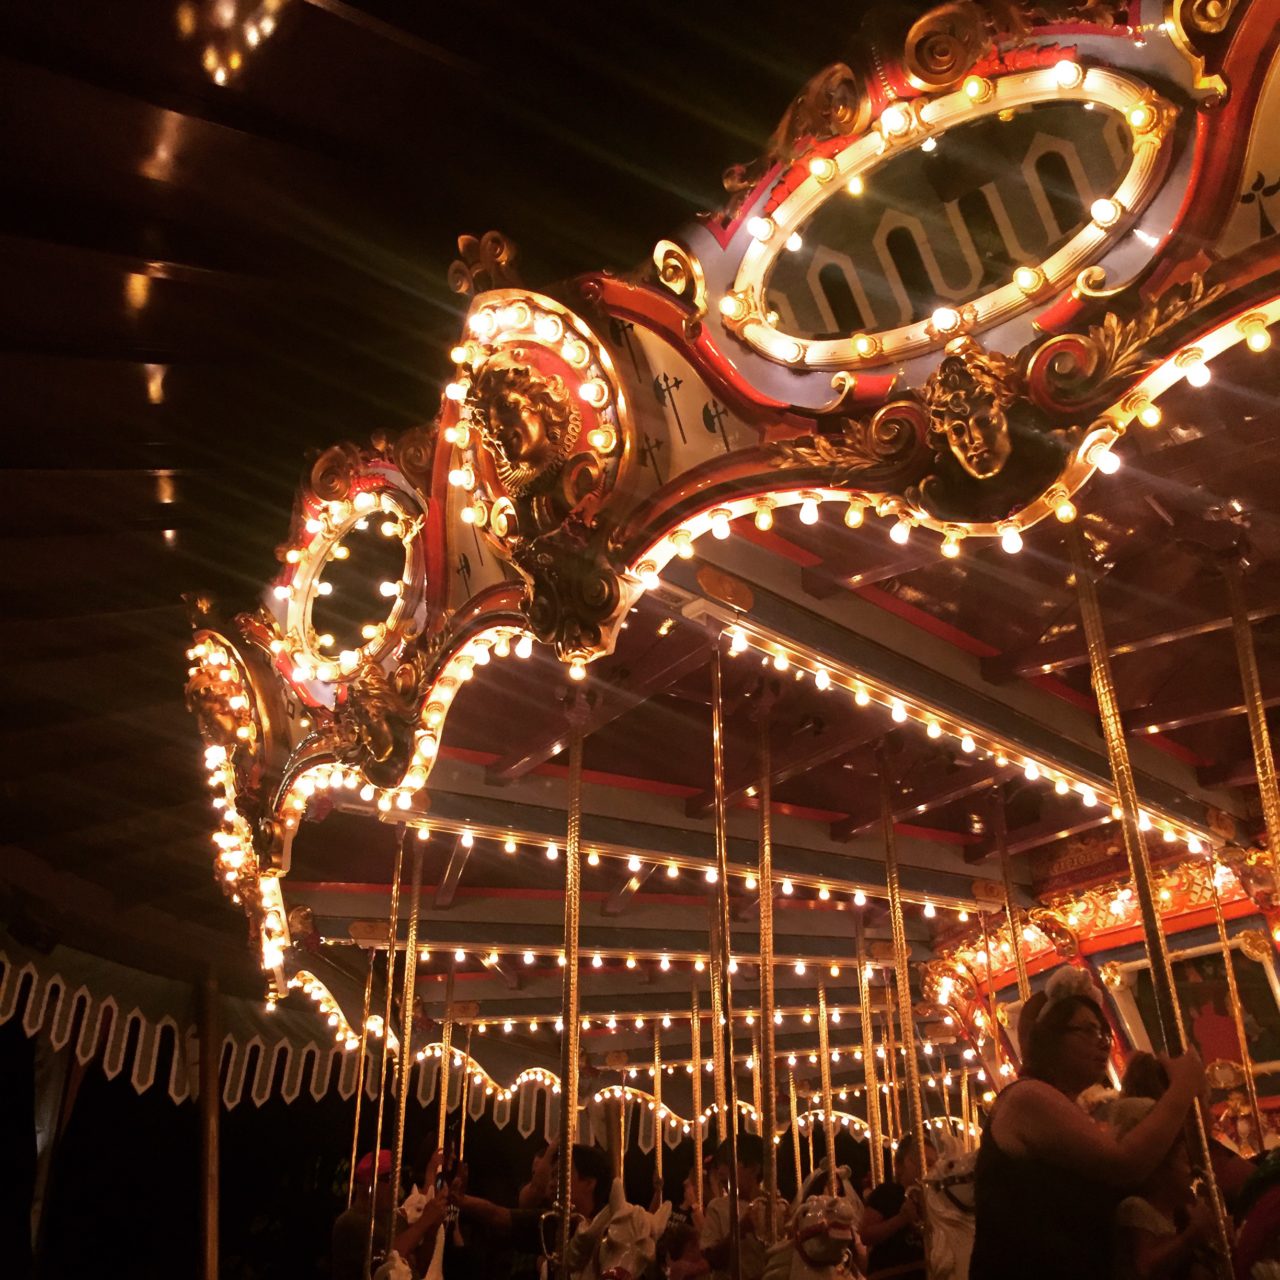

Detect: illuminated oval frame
[722,63,1176,370]
[271,476,427,698]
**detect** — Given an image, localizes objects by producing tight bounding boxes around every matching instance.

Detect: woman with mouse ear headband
[968,965,1204,1280]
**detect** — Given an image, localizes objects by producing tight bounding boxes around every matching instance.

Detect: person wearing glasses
[969,966,1204,1280]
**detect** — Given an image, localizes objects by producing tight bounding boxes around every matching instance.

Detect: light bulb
[941,532,961,558]
[1243,318,1272,352]
[667,861,679,878]
[923,901,937,918]
[814,668,831,690]
[1054,59,1083,88]
[670,529,694,559]
[1055,497,1077,523]
[1000,525,1023,554]
[781,878,794,895]
[709,508,732,540]
[569,657,587,681]
[729,628,748,654]
[637,561,660,590]
[927,720,942,739]
[1185,358,1211,387]
[961,734,976,753]
[1138,402,1162,427]
[586,850,600,866]
[546,842,559,860]
[753,498,775,531]
[1095,448,1122,474]
[785,231,802,252]
[504,837,517,854]
[891,699,908,722]
[847,175,864,196]
[747,216,775,242]
[808,156,836,182]
[890,516,912,545]
[854,889,867,906]
[1024,760,1040,781]
[818,885,831,900]
[515,634,534,659]
[592,953,603,968]
[794,960,806,975]
[854,686,870,706]
[881,104,908,134]
[844,499,865,528]
[931,306,961,334]
[772,651,789,672]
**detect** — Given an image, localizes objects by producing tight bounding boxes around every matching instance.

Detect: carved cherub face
[471,355,579,495]
[925,338,1023,481]
[945,389,1012,479]
[491,383,554,469]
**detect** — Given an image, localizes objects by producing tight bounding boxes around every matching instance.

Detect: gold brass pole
[691,985,704,1212]
[708,923,728,1145]
[366,826,405,1277]
[1224,559,1280,886]
[789,1067,803,1195]
[855,921,884,1187]
[436,967,455,1154]
[346,949,376,1209]
[884,975,903,1141]
[756,710,780,1242]
[390,838,424,1242]
[709,646,741,1277]
[653,1025,664,1187]
[959,1069,971,1152]
[807,1114,815,1177]
[1068,525,1233,1275]
[1207,862,1266,1155]
[993,787,1032,1003]
[977,909,1007,1085]
[555,714,587,1279]
[817,981,836,1194]
[938,1049,953,1138]
[876,743,928,1164]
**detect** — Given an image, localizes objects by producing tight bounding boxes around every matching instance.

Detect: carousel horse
[793,1160,865,1229]
[565,1176,672,1280]
[921,1134,977,1280]
[762,1194,863,1280]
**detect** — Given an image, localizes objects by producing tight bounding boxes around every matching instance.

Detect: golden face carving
[923,337,1023,480]
[471,354,580,496]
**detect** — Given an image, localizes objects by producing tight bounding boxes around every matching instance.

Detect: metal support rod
[555,716,586,1278]
[856,919,884,1187]
[457,1025,474,1163]
[756,709,780,1243]
[1207,862,1266,1154]
[1224,559,1280,886]
[436,967,455,1154]
[1068,524,1233,1274]
[653,1025,664,1187]
[346,951,376,1209]
[959,1069,972,1153]
[816,981,836,1195]
[876,743,928,1165]
[709,647,741,1278]
[390,838,425,1242]
[366,827,405,1277]
[198,971,219,1280]
[993,786,1032,1002]
[691,982,704,1211]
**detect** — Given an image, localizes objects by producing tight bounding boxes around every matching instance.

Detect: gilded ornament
[329,658,422,787]
[1029,272,1224,410]
[1237,929,1272,964]
[721,62,870,207]
[652,239,707,318]
[904,3,990,92]
[448,230,521,297]
[766,400,927,483]
[922,338,1024,480]
[307,442,364,506]
[1097,960,1124,989]
[1178,0,1238,34]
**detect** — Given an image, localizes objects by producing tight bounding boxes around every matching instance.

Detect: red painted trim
[735,523,823,567]
[853,584,999,658]
[895,822,979,846]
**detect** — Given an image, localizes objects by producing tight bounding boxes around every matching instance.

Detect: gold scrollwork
[448,230,521,297]
[904,2,990,91]
[1237,929,1273,964]
[1097,960,1124,989]
[1179,0,1238,34]
[652,239,707,319]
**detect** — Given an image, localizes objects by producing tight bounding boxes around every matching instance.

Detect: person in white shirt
[699,1135,784,1280]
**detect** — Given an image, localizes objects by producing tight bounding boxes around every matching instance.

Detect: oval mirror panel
[765,101,1131,340]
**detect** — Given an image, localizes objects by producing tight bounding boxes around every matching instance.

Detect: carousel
[178,0,1280,1277]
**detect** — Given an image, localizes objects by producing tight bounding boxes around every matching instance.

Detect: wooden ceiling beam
[981,581,1280,683]
[434,833,473,909]
[1121,661,1280,736]
[831,760,1014,843]
[486,625,711,784]
[964,809,1114,864]
[684,718,880,819]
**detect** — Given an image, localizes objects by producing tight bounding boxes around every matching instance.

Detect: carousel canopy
[4,0,1279,1125]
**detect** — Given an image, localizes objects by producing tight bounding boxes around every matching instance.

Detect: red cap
[355,1150,392,1186]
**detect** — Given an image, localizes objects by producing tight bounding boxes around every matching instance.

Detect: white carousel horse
[792,1161,865,1230]
[565,1176,672,1280]
[921,1135,977,1280]
[762,1195,863,1280]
